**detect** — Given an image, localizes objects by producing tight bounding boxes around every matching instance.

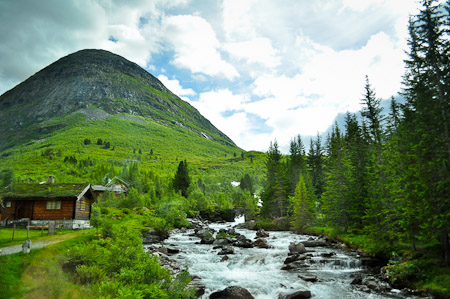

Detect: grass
[0,250,38,298]
[0,228,74,248]
[0,112,265,187]
[20,231,93,299]
[0,230,92,299]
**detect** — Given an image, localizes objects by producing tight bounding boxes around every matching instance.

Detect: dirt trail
[0,232,82,256]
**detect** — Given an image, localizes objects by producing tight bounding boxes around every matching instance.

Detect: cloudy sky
[0,0,424,152]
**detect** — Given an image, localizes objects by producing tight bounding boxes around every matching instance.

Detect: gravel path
[0,233,80,256]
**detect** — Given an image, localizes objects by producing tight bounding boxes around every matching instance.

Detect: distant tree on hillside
[240,173,254,194]
[173,160,190,198]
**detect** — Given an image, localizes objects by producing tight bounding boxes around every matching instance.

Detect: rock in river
[210,286,255,299]
[289,242,306,254]
[278,290,311,299]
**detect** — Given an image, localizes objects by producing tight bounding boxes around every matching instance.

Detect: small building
[92,176,129,198]
[0,183,95,229]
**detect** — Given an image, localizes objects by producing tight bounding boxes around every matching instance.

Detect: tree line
[261,0,450,265]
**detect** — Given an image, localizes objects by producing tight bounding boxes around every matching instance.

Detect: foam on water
[164,219,417,299]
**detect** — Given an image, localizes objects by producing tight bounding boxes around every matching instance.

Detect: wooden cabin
[92,176,129,198]
[0,183,95,229]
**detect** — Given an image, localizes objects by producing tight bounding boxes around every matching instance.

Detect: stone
[210,286,255,299]
[234,236,253,248]
[254,238,270,249]
[213,238,230,246]
[187,276,205,298]
[256,229,269,238]
[247,220,257,230]
[300,240,327,247]
[350,275,363,285]
[289,242,306,254]
[278,290,311,299]
[201,233,215,244]
[22,239,32,254]
[220,255,229,262]
[218,246,235,255]
[362,276,391,292]
[298,274,317,282]
[227,228,236,235]
[167,246,180,254]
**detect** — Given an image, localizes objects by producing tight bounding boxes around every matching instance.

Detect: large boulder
[283,254,307,264]
[143,229,167,244]
[278,290,311,299]
[218,246,235,255]
[213,238,230,246]
[187,276,205,298]
[254,238,270,249]
[301,240,327,247]
[201,233,215,244]
[289,242,306,254]
[246,220,257,230]
[210,286,255,299]
[234,235,253,248]
[256,229,269,238]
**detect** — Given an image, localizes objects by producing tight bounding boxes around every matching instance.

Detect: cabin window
[5,201,11,208]
[46,201,61,210]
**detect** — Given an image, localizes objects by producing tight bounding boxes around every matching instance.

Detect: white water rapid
[163,217,418,299]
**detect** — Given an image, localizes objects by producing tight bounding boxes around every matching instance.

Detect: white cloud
[0,0,428,152]
[222,0,257,40]
[157,75,196,96]
[224,38,281,67]
[162,15,239,80]
[0,0,170,94]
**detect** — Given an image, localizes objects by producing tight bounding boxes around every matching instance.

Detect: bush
[75,264,106,284]
[66,219,194,298]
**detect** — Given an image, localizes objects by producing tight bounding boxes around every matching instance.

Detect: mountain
[0,49,234,151]
[296,95,407,152]
[0,49,258,183]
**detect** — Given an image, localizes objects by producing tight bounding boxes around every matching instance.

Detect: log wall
[75,196,91,220]
[32,199,74,220]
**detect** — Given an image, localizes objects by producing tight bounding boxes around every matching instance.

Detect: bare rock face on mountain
[0,49,234,150]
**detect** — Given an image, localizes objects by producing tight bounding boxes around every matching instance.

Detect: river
[159,217,419,299]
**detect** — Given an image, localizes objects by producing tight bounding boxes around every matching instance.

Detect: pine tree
[261,140,287,218]
[401,0,450,264]
[307,133,325,200]
[322,124,354,232]
[290,174,315,230]
[173,159,191,198]
[240,173,254,194]
[287,135,306,197]
[344,112,369,230]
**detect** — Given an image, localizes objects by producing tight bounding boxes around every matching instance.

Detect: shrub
[75,264,106,284]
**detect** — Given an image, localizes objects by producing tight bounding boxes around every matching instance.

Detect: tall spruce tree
[307,133,325,200]
[401,0,450,264]
[290,174,315,230]
[322,124,354,232]
[344,112,369,230]
[261,140,287,218]
[287,135,306,197]
[173,159,191,198]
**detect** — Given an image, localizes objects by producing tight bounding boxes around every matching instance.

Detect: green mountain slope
[0,49,264,184]
[0,49,234,152]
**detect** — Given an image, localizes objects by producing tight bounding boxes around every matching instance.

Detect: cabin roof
[1,183,94,200]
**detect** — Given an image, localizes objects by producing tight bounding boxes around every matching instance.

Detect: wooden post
[27,220,30,240]
[12,224,15,241]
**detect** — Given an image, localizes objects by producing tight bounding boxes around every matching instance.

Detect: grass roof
[1,183,90,199]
